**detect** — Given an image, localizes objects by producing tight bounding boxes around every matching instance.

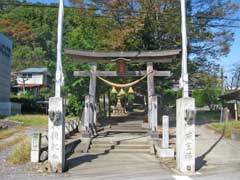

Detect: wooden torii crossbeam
[74,70,171,77]
[64,48,181,63]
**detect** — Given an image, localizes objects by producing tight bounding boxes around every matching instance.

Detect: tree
[0,19,36,47]
[12,46,46,70]
[227,63,240,90]
[191,57,222,109]
[69,0,239,58]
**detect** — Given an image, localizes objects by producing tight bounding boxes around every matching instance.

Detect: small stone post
[176,97,196,173]
[159,115,174,158]
[48,97,65,172]
[162,115,169,148]
[31,133,41,163]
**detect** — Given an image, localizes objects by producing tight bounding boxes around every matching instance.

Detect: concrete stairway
[107,115,148,133]
[88,112,150,154]
[88,135,150,154]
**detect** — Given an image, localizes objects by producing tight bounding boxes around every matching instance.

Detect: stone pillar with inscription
[176,97,196,173]
[48,97,65,172]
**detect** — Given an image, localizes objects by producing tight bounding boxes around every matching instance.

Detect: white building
[16,68,51,96]
[0,33,21,116]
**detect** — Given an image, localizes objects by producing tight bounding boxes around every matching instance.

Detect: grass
[0,128,19,140]
[210,121,240,138]
[0,136,25,153]
[7,114,48,127]
[6,138,31,165]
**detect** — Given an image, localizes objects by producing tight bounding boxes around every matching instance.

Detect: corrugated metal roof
[219,90,240,101]
[18,68,48,74]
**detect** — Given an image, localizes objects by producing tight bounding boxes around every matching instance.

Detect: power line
[0,1,240,23]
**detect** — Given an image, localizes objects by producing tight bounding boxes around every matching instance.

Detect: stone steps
[91,144,149,149]
[106,129,148,133]
[91,140,149,145]
[89,137,150,154]
[88,148,150,154]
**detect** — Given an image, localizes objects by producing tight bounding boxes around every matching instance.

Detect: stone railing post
[162,115,169,149]
[31,133,41,163]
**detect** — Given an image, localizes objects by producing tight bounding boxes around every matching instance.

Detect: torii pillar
[147,62,158,137]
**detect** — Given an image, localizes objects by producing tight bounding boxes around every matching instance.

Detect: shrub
[192,89,205,107]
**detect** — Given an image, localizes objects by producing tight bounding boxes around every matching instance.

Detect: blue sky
[24,0,239,78]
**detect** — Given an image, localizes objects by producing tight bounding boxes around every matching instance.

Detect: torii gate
[64,49,181,137]
[48,0,196,174]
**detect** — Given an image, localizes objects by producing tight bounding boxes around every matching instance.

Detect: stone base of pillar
[159,148,174,158]
[150,132,159,139]
[82,132,91,138]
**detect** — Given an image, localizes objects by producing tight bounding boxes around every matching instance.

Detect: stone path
[1,118,240,180]
[196,124,240,173]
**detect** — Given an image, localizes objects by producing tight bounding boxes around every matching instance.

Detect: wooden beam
[74,71,171,77]
[69,55,174,63]
[64,48,181,63]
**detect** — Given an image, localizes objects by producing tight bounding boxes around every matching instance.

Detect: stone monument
[176,97,196,173]
[48,97,65,172]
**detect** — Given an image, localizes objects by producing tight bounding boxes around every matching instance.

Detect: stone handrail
[31,113,83,163]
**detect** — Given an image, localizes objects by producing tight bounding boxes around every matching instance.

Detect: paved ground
[1,118,240,180]
[195,125,240,173]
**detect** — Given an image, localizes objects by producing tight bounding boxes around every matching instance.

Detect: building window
[21,73,32,78]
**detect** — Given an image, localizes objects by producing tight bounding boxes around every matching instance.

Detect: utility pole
[221,68,224,95]
[220,67,224,123]
[180,0,189,98]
